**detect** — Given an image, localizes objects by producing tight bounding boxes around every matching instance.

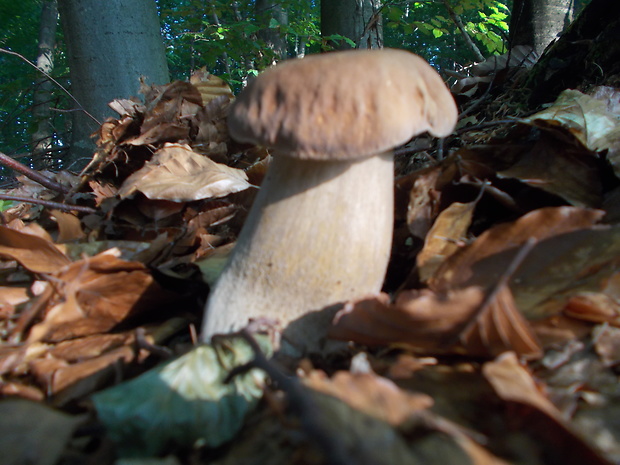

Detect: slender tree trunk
[255,0,288,62]
[58,0,169,168]
[31,0,58,169]
[321,0,383,50]
[510,0,575,56]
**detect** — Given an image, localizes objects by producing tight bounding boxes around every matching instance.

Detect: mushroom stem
[201,152,394,345]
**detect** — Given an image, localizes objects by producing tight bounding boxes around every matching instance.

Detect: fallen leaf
[189,68,234,105]
[526,89,620,155]
[431,206,605,289]
[417,199,476,281]
[118,143,250,201]
[27,251,176,342]
[0,399,84,465]
[407,165,442,239]
[0,225,71,274]
[93,335,271,456]
[50,210,85,242]
[330,286,541,359]
[483,352,559,418]
[302,370,433,426]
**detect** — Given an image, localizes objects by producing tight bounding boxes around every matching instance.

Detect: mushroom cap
[228,48,458,160]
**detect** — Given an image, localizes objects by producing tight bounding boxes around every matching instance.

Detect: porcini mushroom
[201,48,457,349]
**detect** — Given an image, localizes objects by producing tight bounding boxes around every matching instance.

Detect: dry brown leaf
[108,98,144,117]
[330,289,482,347]
[527,89,620,155]
[431,206,605,289]
[50,210,85,243]
[0,286,30,306]
[564,292,620,325]
[417,200,476,281]
[407,165,442,239]
[126,123,190,147]
[189,68,233,105]
[330,286,541,359]
[48,333,135,362]
[27,251,175,343]
[0,225,71,274]
[303,370,433,426]
[458,286,542,359]
[482,352,560,418]
[436,222,620,320]
[118,143,250,201]
[497,132,602,207]
[563,271,620,325]
[29,345,135,402]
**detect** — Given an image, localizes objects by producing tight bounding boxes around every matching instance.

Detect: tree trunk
[58,0,169,169]
[31,0,58,169]
[321,0,383,50]
[509,0,575,56]
[522,0,620,105]
[255,0,288,61]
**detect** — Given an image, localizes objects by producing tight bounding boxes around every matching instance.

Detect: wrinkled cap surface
[228,48,458,160]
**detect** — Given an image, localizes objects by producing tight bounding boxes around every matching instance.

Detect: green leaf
[387,6,404,22]
[0,200,15,212]
[432,28,444,38]
[93,335,272,457]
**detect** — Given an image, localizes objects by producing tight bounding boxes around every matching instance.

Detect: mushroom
[201,48,457,350]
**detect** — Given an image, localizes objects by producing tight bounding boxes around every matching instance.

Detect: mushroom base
[201,152,394,351]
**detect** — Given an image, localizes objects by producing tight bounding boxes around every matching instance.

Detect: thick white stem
[201,152,394,347]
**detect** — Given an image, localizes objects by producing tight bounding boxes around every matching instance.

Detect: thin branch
[228,329,356,465]
[0,152,70,194]
[441,0,485,61]
[447,237,537,347]
[0,194,96,214]
[0,47,101,125]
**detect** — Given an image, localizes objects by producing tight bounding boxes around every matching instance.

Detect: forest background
[0,0,587,180]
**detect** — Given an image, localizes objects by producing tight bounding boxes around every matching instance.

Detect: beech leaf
[118,143,250,202]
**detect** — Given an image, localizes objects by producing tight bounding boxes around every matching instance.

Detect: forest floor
[1,46,620,465]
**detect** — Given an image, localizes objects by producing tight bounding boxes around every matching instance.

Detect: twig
[442,0,485,61]
[0,47,101,125]
[0,152,70,194]
[228,329,356,465]
[454,118,522,135]
[135,327,173,359]
[448,237,537,346]
[0,194,96,214]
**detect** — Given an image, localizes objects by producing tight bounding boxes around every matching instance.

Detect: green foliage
[157,0,321,88]
[0,200,15,211]
[384,0,511,67]
[0,0,70,173]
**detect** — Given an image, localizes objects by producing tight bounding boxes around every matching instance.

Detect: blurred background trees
[0,0,590,177]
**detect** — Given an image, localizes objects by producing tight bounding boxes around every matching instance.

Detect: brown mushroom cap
[228,48,458,160]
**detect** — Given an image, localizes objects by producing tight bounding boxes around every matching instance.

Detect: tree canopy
[0,0,520,174]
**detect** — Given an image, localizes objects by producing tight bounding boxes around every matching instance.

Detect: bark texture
[522,0,620,105]
[510,0,575,56]
[255,0,289,61]
[58,0,169,167]
[321,0,383,50]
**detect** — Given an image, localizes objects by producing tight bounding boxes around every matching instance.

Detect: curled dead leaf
[330,286,541,359]
[0,225,71,274]
[118,143,250,202]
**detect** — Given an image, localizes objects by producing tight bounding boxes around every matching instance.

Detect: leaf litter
[0,65,619,465]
